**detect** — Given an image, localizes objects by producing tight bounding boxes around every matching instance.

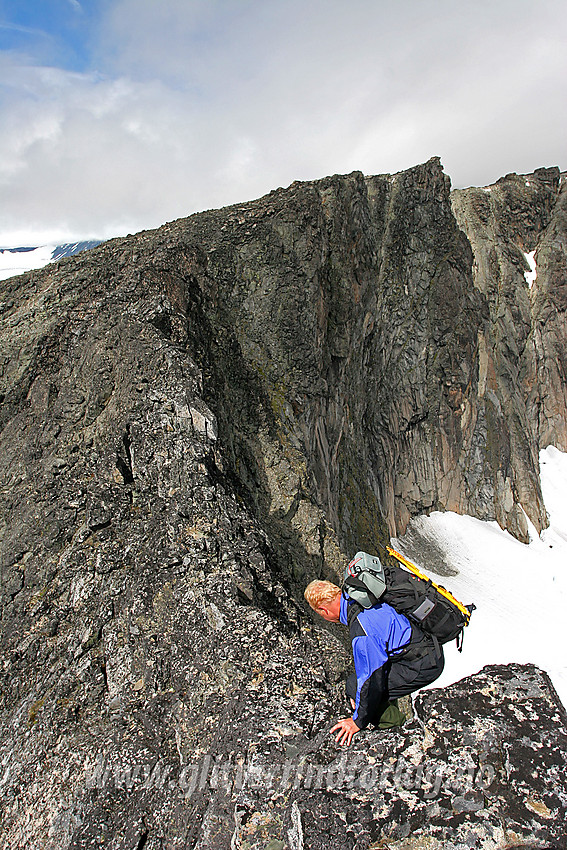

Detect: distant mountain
[0,240,100,280]
[50,241,102,261]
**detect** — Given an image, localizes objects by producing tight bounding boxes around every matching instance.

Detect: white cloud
[0,0,566,246]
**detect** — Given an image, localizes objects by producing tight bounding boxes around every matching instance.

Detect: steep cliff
[452,165,566,540]
[1,159,566,849]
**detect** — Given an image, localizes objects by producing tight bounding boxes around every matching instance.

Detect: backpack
[342,546,475,650]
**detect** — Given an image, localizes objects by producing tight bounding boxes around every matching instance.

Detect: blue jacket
[340,595,412,729]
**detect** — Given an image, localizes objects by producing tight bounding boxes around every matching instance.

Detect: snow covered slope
[394,445,567,707]
[0,242,100,281]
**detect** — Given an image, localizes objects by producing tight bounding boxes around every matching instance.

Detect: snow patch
[523,250,537,288]
[0,241,100,281]
[0,245,55,281]
[394,445,567,708]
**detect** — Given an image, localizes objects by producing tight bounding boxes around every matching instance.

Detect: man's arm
[350,634,389,729]
[329,635,389,746]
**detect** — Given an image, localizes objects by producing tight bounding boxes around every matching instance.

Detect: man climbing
[304,579,445,746]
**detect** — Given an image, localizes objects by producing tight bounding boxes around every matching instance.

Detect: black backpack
[342,547,475,650]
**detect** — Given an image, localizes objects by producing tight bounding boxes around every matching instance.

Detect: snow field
[0,246,56,281]
[394,446,567,707]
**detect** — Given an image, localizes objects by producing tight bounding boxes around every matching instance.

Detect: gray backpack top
[342,551,386,607]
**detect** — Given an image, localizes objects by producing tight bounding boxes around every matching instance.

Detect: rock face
[451,166,566,541]
[1,159,566,849]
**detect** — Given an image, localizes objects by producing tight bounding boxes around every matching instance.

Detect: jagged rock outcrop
[1,159,566,849]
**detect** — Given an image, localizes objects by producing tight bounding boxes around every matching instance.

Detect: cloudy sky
[0,0,566,247]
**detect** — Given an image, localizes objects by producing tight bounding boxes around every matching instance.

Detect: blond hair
[304,579,341,610]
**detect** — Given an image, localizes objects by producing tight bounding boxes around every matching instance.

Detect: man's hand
[330,716,359,746]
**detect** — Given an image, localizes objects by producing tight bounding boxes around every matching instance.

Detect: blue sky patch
[0,0,103,71]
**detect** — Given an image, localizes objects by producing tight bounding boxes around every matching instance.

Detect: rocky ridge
[0,159,566,848]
